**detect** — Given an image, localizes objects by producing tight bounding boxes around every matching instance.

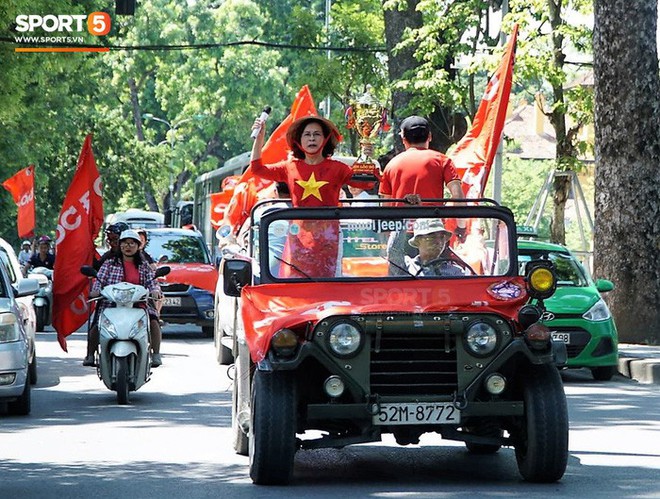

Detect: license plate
[552,332,571,343]
[162,297,181,307]
[373,403,460,425]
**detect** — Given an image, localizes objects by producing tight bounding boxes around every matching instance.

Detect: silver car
[0,255,39,415]
[0,237,40,383]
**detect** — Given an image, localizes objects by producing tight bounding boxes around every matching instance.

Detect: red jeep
[221,200,568,485]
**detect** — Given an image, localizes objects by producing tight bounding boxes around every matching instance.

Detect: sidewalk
[618,343,660,384]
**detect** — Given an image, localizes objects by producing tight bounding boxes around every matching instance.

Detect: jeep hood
[241,278,528,362]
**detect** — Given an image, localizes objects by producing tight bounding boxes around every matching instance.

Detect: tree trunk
[593,0,660,344]
[382,0,422,153]
[128,76,159,212]
[550,173,570,245]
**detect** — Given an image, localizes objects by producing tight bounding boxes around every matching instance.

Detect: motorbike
[29,267,53,332]
[81,265,170,404]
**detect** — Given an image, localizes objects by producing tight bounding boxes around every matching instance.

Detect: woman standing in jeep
[250,116,367,277]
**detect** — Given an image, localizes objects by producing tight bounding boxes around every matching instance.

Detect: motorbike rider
[23,235,55,274]
[85,230,164,367]
[94,222,130,270]
[18,240,32,267]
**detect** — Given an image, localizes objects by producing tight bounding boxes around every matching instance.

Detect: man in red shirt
[379,116,467,274]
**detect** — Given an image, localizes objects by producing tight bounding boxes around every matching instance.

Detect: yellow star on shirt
[295,172,329,201]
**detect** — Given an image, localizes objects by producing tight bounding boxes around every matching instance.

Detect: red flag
[2,165,35,238]
[450,25,518,198]
[52,135,104,351]
[225,85,317,233]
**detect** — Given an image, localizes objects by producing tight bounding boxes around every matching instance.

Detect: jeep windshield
[254,203,517,282]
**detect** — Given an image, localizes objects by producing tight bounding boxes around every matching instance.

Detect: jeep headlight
[465,321,498,356]
[0,313,20,343]
[328,321,363,357]
[583,298,611,321]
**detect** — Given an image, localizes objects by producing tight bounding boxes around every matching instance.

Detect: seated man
[405,219,472,277]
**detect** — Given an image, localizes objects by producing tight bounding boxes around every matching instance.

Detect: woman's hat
[409,219,452,248]
[119,229,141,243]
[286,115,342,150]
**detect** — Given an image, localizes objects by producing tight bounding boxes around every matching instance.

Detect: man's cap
[400,116,430,141]
[409,219,452,248]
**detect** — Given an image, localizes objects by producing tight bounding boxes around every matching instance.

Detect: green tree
[506,0,594,245]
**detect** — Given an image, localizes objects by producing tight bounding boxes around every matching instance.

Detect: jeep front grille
[369,332,457,397]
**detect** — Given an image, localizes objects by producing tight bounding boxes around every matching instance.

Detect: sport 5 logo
[15,12,111,36]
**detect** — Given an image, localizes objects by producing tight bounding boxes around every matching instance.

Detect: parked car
[517,240,619,380]
[221,202,568,485]
[0,256,39,415]
[0,238,40,384]
[142,228,216,336]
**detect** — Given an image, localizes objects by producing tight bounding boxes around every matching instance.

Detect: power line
[2,37,386,53]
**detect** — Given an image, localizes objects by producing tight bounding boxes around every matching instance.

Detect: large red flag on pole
[52,135,104,351]
[224,85,317,233]
[450,24,519,198]
[2,165,36,238]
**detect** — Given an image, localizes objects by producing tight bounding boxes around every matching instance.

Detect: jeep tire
[514,364,568,482]
[249,369,297,485]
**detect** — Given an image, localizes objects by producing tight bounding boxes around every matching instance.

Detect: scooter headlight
[100,315,118,338]
[112,287,136,306]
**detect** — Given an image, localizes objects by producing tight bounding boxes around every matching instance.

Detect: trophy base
[351,160,381,182]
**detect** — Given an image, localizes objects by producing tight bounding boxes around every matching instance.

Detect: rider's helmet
[36,235,52,245]
[105,222,130,236]
[21,240,31,248]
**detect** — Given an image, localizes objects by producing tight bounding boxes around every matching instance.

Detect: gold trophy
[346,86,388,181]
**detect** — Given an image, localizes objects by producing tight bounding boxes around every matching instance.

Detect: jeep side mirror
[223,259,251,297]
[595,279,614,293]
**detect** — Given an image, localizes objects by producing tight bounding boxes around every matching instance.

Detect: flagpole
[492,0,509,203]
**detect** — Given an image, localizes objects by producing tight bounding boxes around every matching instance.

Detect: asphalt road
[1,326,659,499]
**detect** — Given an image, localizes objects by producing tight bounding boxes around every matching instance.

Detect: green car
[517,240,619,380]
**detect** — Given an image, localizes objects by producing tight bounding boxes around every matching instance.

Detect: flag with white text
[2,165,35,238]
[52,135,104,351]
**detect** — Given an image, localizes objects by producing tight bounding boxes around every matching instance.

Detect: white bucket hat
[409,219,452,248]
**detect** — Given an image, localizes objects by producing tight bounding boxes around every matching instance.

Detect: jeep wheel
[249,369,297,485]
[232,352,249,456]
[514,364,568,483]
[591,365,617,381]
